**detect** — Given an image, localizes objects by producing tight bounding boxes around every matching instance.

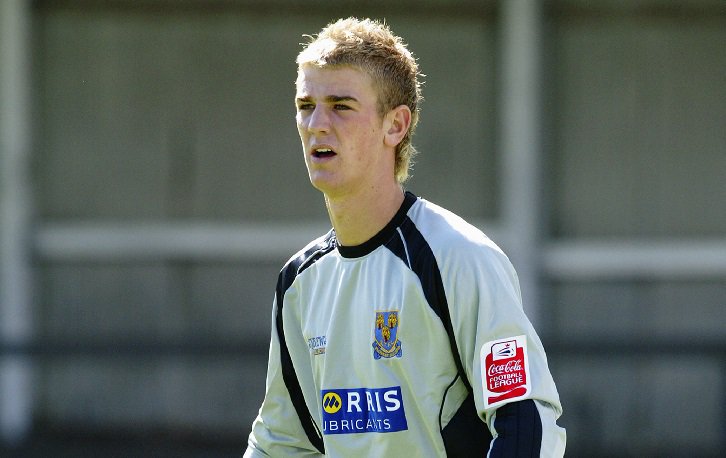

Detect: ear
[383,105,412,149]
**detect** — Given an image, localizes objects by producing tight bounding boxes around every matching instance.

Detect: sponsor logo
[322,392,342,414]
[320,386,408,435]
[372,311,402,359]
[492,341,516,359]
[481,335,531,407]
[308,335,326,356]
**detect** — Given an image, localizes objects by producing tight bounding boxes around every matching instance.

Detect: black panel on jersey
[275,230,336,455]
[442,392,493,457]
[490,400,543,457]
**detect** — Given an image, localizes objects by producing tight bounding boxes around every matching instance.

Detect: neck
[325,183,405,247]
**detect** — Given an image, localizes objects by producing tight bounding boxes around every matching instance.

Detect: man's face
[295,65,394,199]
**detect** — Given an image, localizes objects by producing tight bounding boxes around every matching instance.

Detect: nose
[306,105,330,135]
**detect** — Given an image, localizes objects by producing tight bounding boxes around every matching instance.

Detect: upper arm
[442,242,566,455]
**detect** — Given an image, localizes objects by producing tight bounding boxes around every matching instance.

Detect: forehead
[296,65,377,101]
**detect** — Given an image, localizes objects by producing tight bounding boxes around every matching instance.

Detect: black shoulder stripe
[384,218,472,393]
[387,218,493,454]
[275,231,336,454]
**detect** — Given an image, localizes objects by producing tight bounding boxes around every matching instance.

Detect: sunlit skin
[295,65,411,246]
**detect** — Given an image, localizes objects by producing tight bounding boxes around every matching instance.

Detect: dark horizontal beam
[1,336,725,359]
[542,336,726,359]
[0,338,263,359]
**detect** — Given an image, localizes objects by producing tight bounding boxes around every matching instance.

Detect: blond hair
[297,17,423,183]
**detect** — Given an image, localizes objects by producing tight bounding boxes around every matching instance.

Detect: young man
[244,17,566,457]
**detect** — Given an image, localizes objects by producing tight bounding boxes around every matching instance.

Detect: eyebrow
[296,95,359,104]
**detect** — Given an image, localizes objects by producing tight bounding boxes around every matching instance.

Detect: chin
[309,176,336,194]
[309,179,350,199]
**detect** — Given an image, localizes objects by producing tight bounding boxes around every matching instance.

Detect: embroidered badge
[481,335,531,408]
[372,311,402,359]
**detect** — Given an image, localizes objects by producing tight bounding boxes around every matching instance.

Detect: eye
[297,103,314,111]
[333,103,352,111]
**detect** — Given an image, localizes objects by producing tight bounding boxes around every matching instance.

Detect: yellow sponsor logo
[322,392,342,414]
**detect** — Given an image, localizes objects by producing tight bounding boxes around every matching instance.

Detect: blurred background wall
[1,0,724,456]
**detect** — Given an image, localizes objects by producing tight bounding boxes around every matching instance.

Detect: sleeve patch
[481,335,531,408]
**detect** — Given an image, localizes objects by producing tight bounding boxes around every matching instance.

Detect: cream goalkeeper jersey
[245,192,566,457]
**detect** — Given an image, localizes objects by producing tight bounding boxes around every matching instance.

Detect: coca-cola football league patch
[481,335,530,408]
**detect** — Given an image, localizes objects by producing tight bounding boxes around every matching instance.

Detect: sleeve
[445,240,566,457]
[244,295,324,458]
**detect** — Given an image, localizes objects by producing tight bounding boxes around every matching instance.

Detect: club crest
[372,311,402,359]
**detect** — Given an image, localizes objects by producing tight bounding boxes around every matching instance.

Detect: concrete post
[499,0,544,324]
[0,0,34,446]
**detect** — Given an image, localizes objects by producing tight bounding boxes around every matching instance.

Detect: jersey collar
[336,191,418,259]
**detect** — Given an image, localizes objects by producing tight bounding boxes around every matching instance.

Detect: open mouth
[312,147,336,159]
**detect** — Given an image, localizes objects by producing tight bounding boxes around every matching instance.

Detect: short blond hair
[297,17,423,183]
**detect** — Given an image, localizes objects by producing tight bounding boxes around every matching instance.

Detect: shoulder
[407,197,522,310]
[408,197,506,262]
[277,229,336,292]
[407,197,519,290]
